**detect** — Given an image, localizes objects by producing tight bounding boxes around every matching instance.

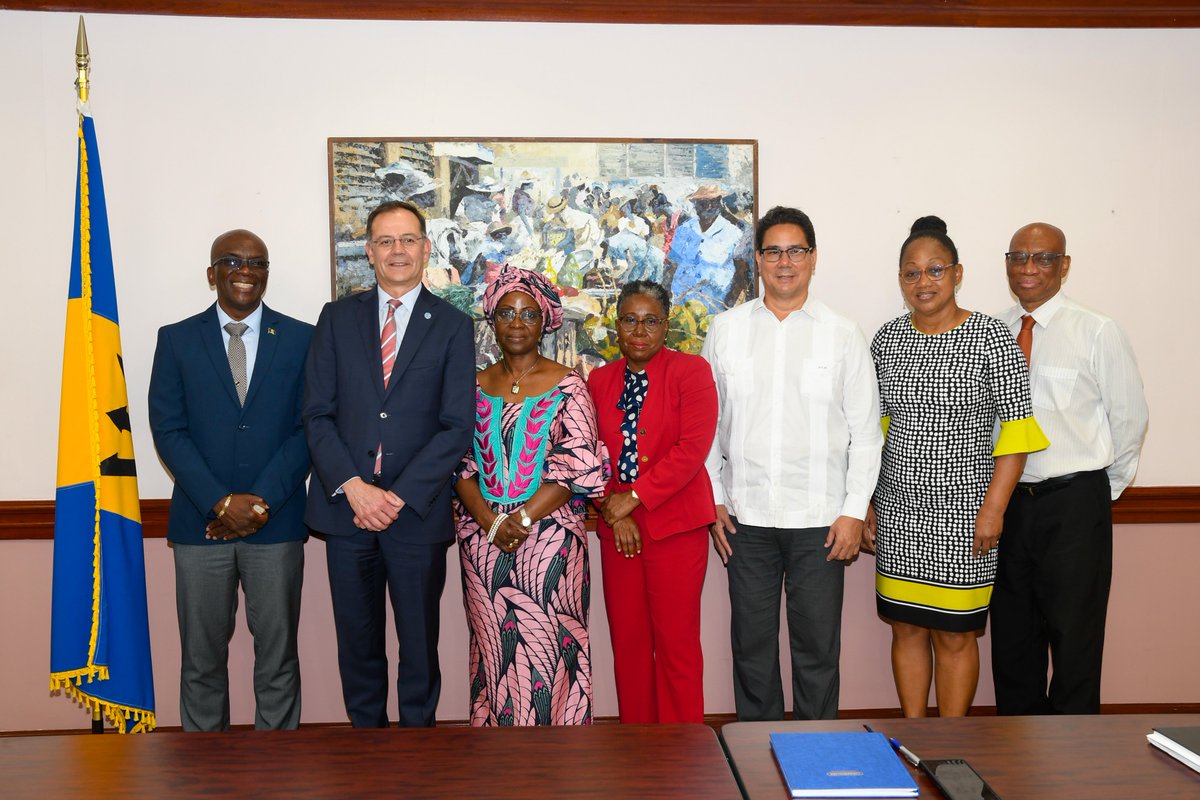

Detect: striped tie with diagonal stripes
[381,298,401,388]
[376,298,401,476]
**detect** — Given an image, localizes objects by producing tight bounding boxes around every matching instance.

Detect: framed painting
[328,137,758,371]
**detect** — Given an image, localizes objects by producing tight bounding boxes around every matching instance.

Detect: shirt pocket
[1031,365,1078,410]
[719,361,753,401]
[802,358,836,402]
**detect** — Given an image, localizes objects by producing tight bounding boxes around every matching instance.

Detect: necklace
[501,358,538,394]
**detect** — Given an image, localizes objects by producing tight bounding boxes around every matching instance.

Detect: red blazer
[587,347,718,541]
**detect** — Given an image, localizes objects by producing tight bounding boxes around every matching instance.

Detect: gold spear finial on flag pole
[75,16,90,104]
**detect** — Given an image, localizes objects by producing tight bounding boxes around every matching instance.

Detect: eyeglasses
[1005,251,1065,269]
[211,256,269,272]
[371,235,426,250]
[616,314,665,332]
[759,245,814,263]
[494,308,542,324]
[900,264,956,284]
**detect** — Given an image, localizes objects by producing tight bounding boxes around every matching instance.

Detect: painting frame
[327,137,758,371]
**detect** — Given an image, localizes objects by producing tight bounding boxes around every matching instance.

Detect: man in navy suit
[304,200,475,727]
[149,229,313,731]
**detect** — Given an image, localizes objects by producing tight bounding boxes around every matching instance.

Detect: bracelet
[216,494,233,519]
[486,513,509,543]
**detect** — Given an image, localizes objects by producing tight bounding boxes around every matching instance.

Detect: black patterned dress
[871,313,1047,632]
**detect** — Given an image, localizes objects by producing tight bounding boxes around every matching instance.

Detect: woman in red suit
[587,280,718,723]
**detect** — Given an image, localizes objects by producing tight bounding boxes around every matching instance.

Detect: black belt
[1014,470,1097,497]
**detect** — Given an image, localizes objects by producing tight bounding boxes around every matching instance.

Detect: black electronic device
[919,758,1002,800]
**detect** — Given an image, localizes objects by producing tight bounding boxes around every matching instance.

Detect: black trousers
[325,531,450,728]
[726,520,844,721]
[990,470,1112,715]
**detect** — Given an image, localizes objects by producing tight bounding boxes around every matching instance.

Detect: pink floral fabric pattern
[455,371,609,726]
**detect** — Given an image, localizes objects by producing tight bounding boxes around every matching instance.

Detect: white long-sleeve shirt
[701,297,882,528]
[1000,292,1148,500]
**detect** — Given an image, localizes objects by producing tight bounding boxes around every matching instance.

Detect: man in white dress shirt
[991,222,1148,715]
[702,206,882,721]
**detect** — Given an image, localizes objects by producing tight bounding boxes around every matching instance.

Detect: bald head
[1009,222,1066,254]
[211,229,267,263]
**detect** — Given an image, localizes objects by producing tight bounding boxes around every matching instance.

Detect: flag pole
[74,17,103,736]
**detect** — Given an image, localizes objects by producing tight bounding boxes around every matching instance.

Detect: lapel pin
[424,312,432,320]
[267,327,276,335]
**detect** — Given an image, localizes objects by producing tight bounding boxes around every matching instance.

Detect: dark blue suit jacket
[148,303,314,546]
[302,286,475,542]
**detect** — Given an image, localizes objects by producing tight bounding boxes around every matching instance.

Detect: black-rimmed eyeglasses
[211,256,269,271]
[758,245,814,263]
[1005,251,1065,269]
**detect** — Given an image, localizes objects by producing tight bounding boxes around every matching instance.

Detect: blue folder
[770,732,920,798]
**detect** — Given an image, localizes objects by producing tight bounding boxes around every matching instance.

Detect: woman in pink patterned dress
[454,266,609,726]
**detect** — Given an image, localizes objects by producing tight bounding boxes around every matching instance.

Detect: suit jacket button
[380,412,388,419]
[640,455,648,463]
[639,428,647,435]
[368,450,376,458]
[238,424,247,431]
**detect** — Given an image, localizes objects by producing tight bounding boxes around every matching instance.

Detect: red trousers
[599,525,708,723]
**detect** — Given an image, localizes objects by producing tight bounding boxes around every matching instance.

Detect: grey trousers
[174,540,304,731]
[726,519,844,721]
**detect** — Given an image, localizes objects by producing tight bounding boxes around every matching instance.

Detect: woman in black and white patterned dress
[864,217,1048,718]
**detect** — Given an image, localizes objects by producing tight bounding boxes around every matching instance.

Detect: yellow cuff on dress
[881,415,891,440]
[993,415,1050,457]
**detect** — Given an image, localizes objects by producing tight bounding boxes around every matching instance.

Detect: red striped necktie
[381,298,401,388]
[376,298,401,476]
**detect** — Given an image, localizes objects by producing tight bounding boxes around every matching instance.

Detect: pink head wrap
[481,265,564,333]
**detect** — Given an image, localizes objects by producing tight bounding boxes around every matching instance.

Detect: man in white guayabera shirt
[702,205,881,721]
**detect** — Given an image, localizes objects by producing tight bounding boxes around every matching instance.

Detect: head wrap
[481,265,564,333]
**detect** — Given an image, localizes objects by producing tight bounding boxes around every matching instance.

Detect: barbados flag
[50,108,155,733]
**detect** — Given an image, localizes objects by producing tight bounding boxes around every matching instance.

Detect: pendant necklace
[502,358,538,394]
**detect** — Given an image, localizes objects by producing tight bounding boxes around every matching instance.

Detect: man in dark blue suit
[149,229,313,731]
[304,200,475,727]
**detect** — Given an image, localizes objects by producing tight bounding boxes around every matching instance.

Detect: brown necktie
[1017,314,1035,365]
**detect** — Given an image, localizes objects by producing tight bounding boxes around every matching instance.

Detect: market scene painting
[329,138,757,371]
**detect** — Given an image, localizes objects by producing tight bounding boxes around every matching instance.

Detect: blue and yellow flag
[50,109,155,733]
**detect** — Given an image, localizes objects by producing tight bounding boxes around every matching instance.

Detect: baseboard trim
[3,487,1198,540]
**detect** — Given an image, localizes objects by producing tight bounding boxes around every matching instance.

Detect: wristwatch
[518,506,532,529]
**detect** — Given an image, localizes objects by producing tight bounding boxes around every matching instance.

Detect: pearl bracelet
[487,513,509,543]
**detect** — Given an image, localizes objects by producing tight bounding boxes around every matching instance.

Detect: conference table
[0,723,740,798]
[720,713,1200,799]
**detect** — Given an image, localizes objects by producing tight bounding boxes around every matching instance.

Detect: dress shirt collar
[1027,290,1067,328]
[215,301,263,334]
[377,282,423,314]
[1005,289,1067,329]
[748,294,828,322]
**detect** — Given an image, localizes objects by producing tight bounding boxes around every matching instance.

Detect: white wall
[2,11,1198,730]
